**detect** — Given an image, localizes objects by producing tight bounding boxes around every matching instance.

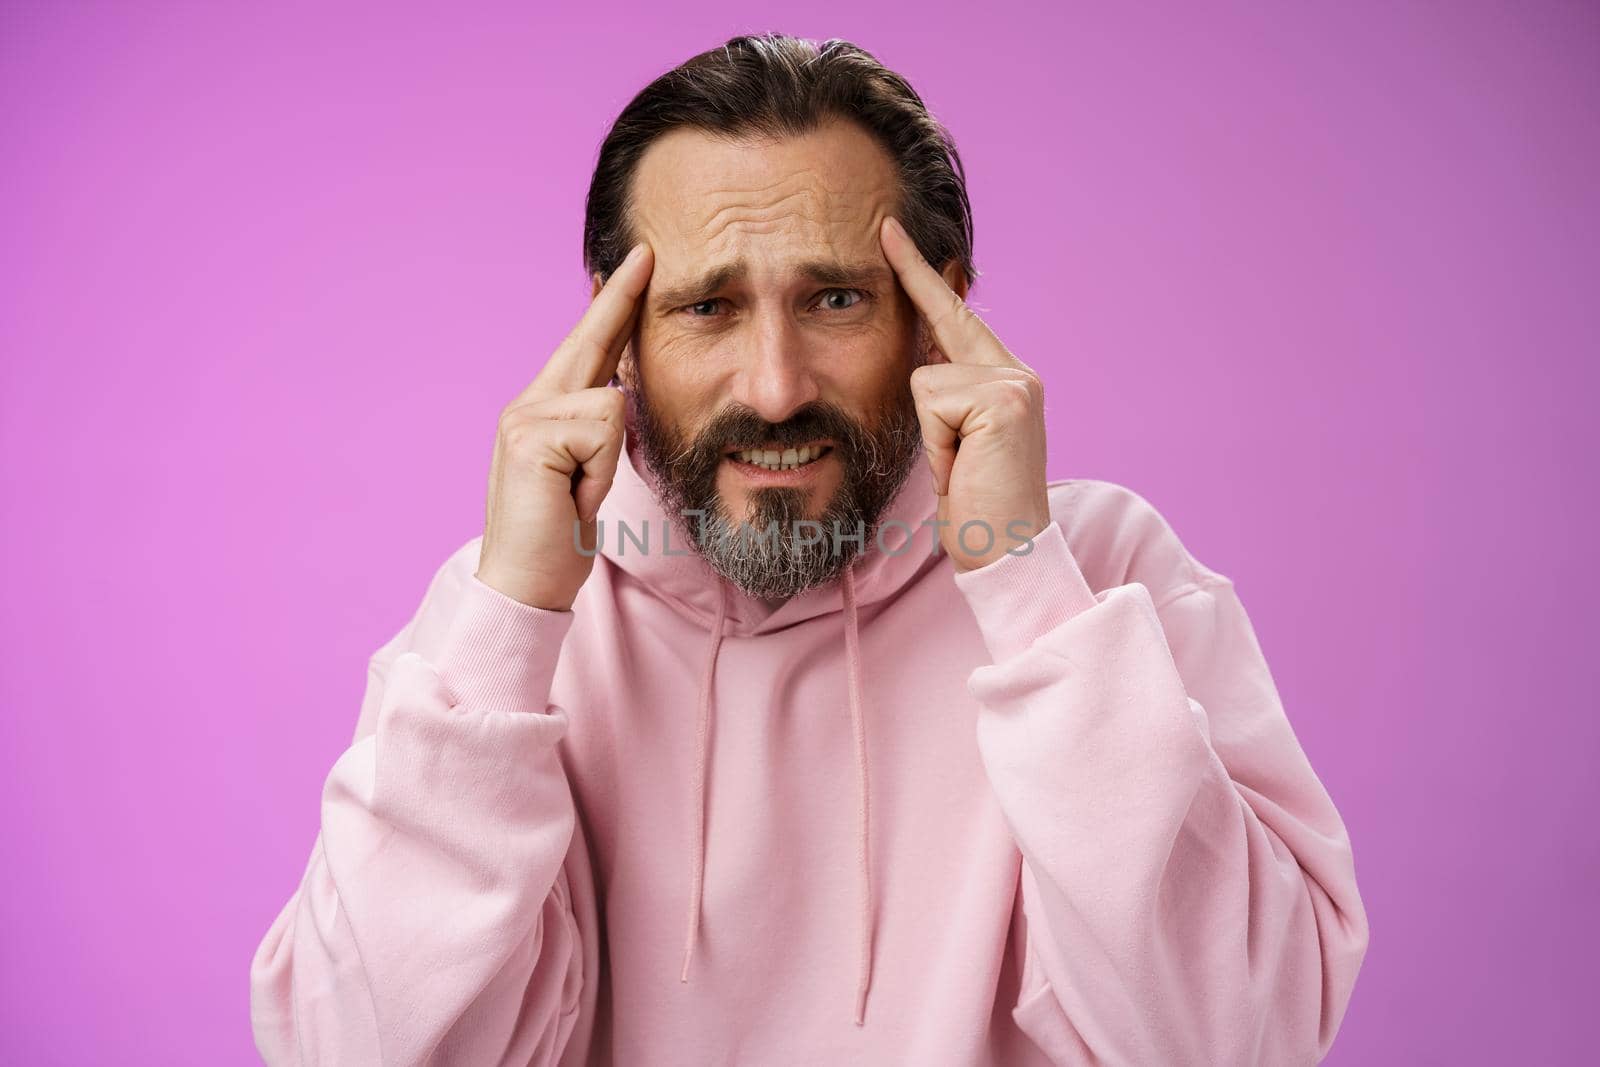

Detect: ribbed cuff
[435,573,576,716]
[952,521,1100,663]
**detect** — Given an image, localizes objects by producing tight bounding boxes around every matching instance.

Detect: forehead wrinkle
[679,195,881,265]
[692,195,821,248]
[633,118,898,229]
[632,124,904,313]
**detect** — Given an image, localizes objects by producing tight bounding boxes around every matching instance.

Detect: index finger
[532,242,655,397]
[879,216,1010,367]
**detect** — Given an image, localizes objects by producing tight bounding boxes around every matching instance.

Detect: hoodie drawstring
[841,563,874,1025]
[678,566,876,1027]
[680,580,728,984]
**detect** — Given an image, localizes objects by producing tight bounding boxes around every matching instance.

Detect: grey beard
[689,490,861,601]
[631,388,923,601]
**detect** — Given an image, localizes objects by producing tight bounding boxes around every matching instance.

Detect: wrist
[475,565,578,613]
[952,521,1100,661]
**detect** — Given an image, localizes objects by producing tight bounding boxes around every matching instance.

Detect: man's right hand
[476,243,654,611]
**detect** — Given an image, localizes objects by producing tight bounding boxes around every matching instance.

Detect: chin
[724,485,818,523]
[717,461,839,523]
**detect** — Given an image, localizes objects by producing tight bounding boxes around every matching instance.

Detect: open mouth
[725,443,834,473]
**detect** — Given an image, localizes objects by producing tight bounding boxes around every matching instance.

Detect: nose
[726,307,821,424]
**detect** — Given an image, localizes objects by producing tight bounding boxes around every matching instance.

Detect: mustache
[656,394,925,494]
[656,402,881,491]
[683,401,867,458]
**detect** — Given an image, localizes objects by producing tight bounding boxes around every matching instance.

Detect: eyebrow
[649,258,894,311]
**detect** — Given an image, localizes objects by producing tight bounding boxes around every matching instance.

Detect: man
[250,33,1368,1066]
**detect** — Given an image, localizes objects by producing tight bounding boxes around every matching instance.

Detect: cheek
[816,323,913,400]
[635,326,727,415]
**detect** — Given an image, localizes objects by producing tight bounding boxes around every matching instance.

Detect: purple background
[3,3,1595,1064]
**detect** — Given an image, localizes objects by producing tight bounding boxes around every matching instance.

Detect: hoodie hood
[594,429,942,1025]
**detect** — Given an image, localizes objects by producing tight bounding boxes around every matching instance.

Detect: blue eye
[687,299,722,316]
[818,289,866,311]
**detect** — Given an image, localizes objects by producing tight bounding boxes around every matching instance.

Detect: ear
[913,259,970,364]
[940,259,969,302]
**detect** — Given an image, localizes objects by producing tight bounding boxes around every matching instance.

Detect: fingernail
[625,243,647,264]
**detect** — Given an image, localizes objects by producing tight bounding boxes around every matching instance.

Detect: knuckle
[911,363,950,393]
[500,422,539,458]
[497,404,530,436]
[996,380,1034,418]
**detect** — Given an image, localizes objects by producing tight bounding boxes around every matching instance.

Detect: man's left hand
[879,215,1051,571]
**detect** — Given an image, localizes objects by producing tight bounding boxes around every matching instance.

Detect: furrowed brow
[796,260,894,290]
[650,261,747,312]
[650,258,894,311]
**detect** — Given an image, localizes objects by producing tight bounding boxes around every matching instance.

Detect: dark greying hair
[582,33,978,290]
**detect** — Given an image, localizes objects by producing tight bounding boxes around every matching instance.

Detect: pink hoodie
[250,435,1369,1065]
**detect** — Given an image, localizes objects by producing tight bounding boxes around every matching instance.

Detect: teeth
[735,445,825,471]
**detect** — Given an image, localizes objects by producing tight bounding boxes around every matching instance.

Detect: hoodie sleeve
[953,516,1369,1066]
[249,544,600,1067]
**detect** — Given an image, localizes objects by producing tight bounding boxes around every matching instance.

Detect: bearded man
[251,32,1369,1067]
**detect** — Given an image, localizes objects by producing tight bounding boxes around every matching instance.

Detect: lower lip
[724,447,834,485]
